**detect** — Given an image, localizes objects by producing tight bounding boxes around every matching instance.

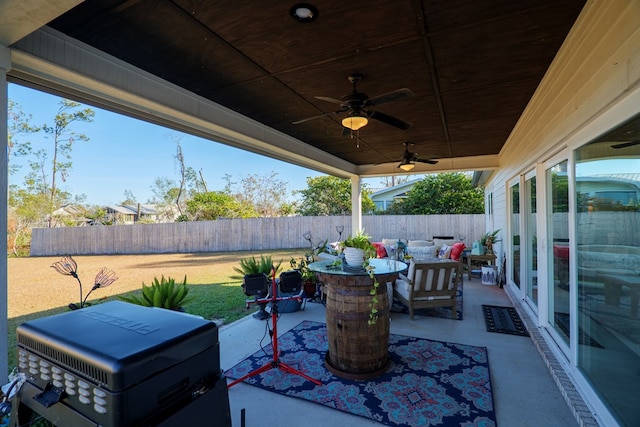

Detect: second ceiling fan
[293,74,414,131]
[398,142,438,171]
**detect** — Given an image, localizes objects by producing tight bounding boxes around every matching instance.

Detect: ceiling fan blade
[315,96,346,105]
[416,158,439,165]
[611,140,640,149]
[366,88,414,106]
[292,109,346,125]
[367,110,412,130]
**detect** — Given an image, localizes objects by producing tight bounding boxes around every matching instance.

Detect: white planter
[343,247,366,267]
[482,265,498,285]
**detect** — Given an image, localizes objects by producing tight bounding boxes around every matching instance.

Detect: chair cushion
[395,278,413,298]
[434,238,458,248]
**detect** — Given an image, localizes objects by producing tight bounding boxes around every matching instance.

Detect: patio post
[1,44,10,381]
[350,175,362,234]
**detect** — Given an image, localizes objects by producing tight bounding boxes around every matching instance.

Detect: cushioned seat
[394,259,462,320]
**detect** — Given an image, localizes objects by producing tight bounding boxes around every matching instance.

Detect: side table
[467,253,497,281]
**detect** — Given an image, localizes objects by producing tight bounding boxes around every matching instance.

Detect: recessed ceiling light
[290,3,318,23]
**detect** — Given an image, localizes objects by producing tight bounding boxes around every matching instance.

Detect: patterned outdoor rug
[482,305,529,337]
[225,320,496,427]
[390,280,463,320]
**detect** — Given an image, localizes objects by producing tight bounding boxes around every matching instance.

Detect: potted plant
[290,256,317,298]
[232,255,282,279]
[480,230,501,254]
[340,230,376,267]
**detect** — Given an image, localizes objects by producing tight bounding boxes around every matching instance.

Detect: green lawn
[7,249,306,371]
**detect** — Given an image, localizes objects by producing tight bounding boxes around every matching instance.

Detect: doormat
[482,305,529,336]
[226,320,496,427]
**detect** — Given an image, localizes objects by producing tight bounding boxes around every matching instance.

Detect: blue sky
[8,83,338,206]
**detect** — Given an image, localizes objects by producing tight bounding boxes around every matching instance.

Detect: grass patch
[7,249,305,371]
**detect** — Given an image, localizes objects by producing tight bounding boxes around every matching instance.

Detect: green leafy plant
[119,275,191,311]
[232,255,282,279]
[365,262,381,325]
[340,230,377,258]
[337,230,381,325]
[480,230,502,246]
[290,256,316,282]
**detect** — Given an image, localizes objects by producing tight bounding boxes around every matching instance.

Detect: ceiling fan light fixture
[399,162,415,171]
[342,114,368,130]
[290,4,318,23]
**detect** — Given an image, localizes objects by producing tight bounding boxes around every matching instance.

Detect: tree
[387,173,484,214]
[11,99,95,228]
[379,175,410,188]
[185,191,257,220]
[41,100,95,207]
[237,172,294,217]
[296,176,375,216]
[7,190,51,256]
[121,190,137,205]
[7,100,39,175]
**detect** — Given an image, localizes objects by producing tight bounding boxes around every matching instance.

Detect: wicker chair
[393,259,462,320]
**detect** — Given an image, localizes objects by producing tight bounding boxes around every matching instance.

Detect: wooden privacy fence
[30,215,485,256]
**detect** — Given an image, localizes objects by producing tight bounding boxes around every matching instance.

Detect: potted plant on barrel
[338,230,382,324]
[340,230,376,267]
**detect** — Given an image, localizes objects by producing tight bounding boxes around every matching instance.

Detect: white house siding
[486,1,640,426]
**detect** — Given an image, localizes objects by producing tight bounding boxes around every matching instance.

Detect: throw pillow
[450,242,466,261]
[438,243,452,259]
[372,242,388,258]
[406,245,437,260]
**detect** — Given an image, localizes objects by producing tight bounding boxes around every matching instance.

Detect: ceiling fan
[292,74,414,131]
[611,140,640,149]
[398,142,438,171]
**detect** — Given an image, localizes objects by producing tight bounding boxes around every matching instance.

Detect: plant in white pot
[340,230,376,267]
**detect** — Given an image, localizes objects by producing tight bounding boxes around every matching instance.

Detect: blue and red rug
[225,320,496,427]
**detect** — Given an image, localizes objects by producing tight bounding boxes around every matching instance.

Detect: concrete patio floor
[219,278,581,427]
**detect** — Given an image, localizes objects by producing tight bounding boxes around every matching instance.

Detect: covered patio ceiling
[3,0,586,177]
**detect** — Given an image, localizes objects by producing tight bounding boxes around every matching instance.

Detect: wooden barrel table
[310,259,407,380]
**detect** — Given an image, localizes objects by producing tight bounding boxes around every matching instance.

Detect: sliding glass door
[546,160,570,346]
[524,172,538,309]
[509,181,521,288]
[574,114,640,426]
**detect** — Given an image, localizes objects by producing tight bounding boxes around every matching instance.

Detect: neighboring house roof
[371,179,421,200]
[107,204,160,215]
[122,204,160,215]
[52,205,84,216]
[107,205,135,214]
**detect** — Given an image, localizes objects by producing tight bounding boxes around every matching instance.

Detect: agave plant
[232,255,282,280]
[119,275,191,311]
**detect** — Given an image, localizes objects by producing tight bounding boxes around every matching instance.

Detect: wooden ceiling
[46,0,586,168]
